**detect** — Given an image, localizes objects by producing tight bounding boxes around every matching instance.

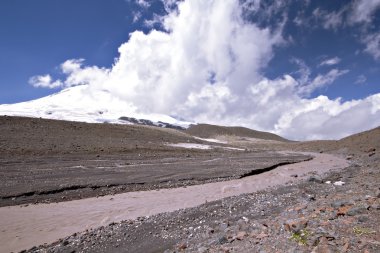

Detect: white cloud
[135,0,150,8]
[319,57,341,66]
[290,58,311,84]
[350,0,380,24]
[47,0,283,114]
[355,74,367,84]
[132,11,142,23]
[300,2,380,62]
[276,94,380,140]
[291,59,348,96]
[27,0,380,140]
[321,11,344,30]
[362,32,380,60]
[347,0,380,61]
[161,0,178,12]
[293,15,306,26]
[312,8,345,30]
[29,74,62,89]
[299,69,349,96]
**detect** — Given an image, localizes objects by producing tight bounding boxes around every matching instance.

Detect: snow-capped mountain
[0,85,192,129]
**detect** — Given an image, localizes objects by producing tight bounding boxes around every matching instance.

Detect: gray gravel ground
[27,152,379,253]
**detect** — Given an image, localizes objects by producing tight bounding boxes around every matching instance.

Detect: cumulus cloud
[276,93,380,140]
[28,0,380,140]
[29,74,62,89]
[319,57,341,66]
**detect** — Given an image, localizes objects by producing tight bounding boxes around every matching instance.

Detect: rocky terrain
[184,124,289,142]
[30,162,379,253]
[0,116,378,253]
[0,116,308,207]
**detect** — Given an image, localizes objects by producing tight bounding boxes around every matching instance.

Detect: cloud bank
[28,0,380,140]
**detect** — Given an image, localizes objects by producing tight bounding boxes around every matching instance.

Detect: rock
[347,206,367,216]
[307,194,316,201]
[219,223,229,231]
[294,204,307,211]
[337,206,351,216]
[341,240,350,253]
[308,175,323,183]
[328,211,338,220]
[375,189,380,198]
[177,243,187,250]
[287,247,303,253]
[333,181,345,186]
[311,237,335,253]
[235,231,247,240]
[255,232,269,239]
[366,147,376,153]
[314,227,336,241]
[284,218,308,233]
[242,216,249,222]
[331,200,351,208]
[221,248,230,253]
[62,240,69,246]
[357,215,369,223]
[290,174,298,178]
[198,247,208,253]
[217,236,229,245]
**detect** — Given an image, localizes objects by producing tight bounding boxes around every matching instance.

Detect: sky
[0,0,380,140]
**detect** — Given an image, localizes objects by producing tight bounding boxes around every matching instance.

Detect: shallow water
[0,152,348,253]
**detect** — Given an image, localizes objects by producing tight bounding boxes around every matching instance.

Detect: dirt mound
[1,116,310,208]
[338,126,380,152]
[0,116,194,156]
[291,126,380,156]
[185,124,289,142]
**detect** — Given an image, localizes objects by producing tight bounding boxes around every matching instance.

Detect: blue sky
[0,0,140,102]
[0,0,379,103]
[0,0,380,140]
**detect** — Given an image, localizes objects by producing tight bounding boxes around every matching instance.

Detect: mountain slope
[185,123,289,142]
[337,126,380,152]
[0,85,191,128]
[0,116,197,156]
[290,125,380,154]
